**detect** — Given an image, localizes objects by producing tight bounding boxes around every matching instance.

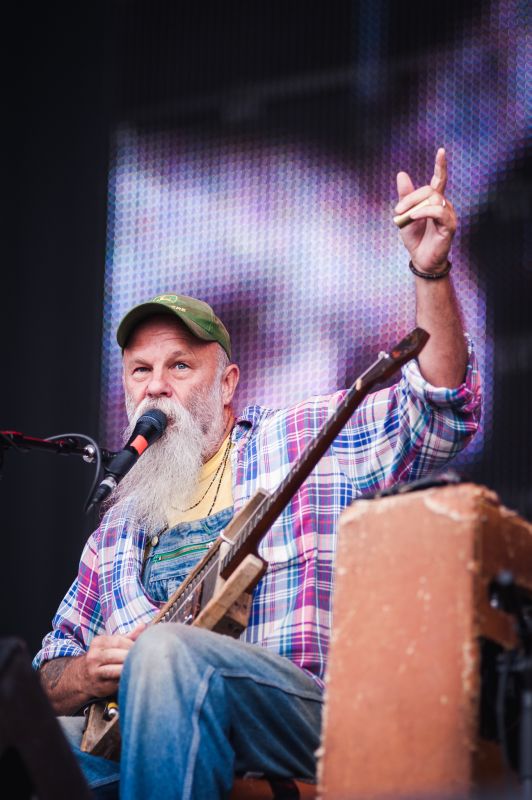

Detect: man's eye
[132,366,149,374]
[174,362,189,371]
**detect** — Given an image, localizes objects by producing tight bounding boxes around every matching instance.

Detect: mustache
[126,396,184,429]
[124,379,226,459]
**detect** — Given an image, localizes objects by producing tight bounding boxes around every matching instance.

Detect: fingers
[127,623,147,641]
[87,627,147,669]
[82,629,148,698]
[396,170,415,200]
[87,633,137,670]
[395,185,442,215]
[409,199,456,233]
[393,199,429,229]
[84,636,133,696]
[88,667,121,698]
[91,646,132,665]
[394,191,448,231]
[93,664,123,682]
[395,148,448,217]
[92,633,137,652]
[430,146,447,193]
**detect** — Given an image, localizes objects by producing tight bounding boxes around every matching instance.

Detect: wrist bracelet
[409,260,452,279]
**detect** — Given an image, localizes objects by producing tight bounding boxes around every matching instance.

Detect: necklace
[180,433,232,517]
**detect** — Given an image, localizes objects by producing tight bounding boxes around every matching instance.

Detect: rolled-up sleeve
[403,333,481,414]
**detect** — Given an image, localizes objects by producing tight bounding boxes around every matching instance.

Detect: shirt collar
[232,404,271,443]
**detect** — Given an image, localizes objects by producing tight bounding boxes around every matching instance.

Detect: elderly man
[34,149,481,799]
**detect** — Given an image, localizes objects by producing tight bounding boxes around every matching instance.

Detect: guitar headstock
[356,327,430,389]
[389,326,430,365]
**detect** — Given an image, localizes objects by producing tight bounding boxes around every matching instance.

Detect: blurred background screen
[102,0,528,497]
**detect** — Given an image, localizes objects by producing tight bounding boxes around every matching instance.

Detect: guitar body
[82,702,122,761]
[80,490,270,760]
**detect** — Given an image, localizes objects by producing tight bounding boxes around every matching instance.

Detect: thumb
[127,623,148,641]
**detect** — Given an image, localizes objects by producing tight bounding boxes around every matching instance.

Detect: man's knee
[120,625,231,717]
[125,623,220,676]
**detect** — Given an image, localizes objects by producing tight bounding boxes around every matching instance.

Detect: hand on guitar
[82,623,147,697]
[40,623,146,715]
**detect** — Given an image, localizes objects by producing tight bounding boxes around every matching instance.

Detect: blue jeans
[60,624,323,799]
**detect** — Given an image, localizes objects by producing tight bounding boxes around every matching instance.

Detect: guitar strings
[162,544,227,622]
[163,497,272,622]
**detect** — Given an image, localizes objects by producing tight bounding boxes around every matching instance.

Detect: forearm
[39,655,93,715]
[414,272,468,388]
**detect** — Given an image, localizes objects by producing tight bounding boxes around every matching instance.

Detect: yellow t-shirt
[165,433,233,527]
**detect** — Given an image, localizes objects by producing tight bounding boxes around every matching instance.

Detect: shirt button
[151,535,159,547]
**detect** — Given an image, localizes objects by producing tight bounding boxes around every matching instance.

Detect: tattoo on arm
[40,658,71,691]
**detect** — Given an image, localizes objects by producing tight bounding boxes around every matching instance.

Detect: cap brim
[116,302,218,349]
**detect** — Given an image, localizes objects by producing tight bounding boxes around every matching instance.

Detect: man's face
[113,315,238,526]
[122,315,235,419]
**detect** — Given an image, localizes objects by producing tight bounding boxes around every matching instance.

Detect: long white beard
[107,385,227,532]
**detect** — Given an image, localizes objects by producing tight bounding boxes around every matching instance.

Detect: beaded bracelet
[409,260,452,280]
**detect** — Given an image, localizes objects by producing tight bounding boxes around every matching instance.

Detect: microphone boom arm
[0,430,116,464]
[0,429,117,514]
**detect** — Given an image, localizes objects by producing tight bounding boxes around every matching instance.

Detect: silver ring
[441,198,446,207]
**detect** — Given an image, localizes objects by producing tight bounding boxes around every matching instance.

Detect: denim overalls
[142,507,234,602]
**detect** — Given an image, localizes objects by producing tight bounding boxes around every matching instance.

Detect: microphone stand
[0,429,116,513]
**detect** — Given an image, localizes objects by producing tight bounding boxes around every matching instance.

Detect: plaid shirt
[33,342,481,689]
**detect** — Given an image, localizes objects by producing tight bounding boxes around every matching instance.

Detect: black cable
[496,649,514,775]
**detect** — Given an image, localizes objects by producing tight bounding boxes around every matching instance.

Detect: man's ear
[221,363,240,406]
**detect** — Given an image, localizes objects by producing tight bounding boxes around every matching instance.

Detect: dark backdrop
[2,4,110,653]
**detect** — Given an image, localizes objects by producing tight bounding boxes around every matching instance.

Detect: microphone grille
[138,408,168,434]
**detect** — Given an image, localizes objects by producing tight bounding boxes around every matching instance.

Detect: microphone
[87,408,167,509]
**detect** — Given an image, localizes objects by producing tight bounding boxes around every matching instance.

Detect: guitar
[80,326,429,760]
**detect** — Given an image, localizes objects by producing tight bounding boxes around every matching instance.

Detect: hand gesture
[81,623,146,698]
[394,147,457,275]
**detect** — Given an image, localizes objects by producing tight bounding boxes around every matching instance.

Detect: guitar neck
[219,381,369,578]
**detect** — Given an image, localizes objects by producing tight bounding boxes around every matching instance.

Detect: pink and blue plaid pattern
[33,343,481,688]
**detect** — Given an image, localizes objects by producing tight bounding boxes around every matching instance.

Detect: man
[34,149,481,798]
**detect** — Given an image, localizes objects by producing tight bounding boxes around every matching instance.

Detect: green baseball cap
[116,292,231,358]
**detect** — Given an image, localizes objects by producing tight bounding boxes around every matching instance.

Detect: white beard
[107,384,227,532]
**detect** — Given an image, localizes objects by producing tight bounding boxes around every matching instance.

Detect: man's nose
[146,369,172,397]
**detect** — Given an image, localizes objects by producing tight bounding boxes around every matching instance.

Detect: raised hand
[394,147,457,275]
